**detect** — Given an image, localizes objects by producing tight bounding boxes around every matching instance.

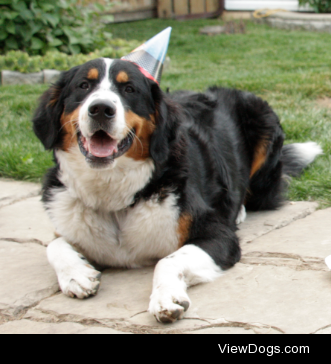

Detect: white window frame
[225,0,310,11]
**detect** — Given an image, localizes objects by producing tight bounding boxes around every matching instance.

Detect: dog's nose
[88,100,116,121]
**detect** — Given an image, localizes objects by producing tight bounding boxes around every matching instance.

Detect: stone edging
[1,57,171,86]
[1,69,61,86]
[256,11,331,33]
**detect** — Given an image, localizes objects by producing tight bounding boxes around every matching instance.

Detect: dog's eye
[80,82,90,90]
[125,86,135,94]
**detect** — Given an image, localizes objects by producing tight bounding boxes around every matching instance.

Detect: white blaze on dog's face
[50,58,158,169]
[79,59,127,154]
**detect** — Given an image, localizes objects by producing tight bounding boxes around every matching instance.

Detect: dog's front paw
[58,260,101,299]
[148,286,191,324]
[236,205,247,225]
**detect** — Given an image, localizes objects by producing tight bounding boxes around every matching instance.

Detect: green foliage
[0,0,114,55]
[299,0,331,13]
[0,39,141,73]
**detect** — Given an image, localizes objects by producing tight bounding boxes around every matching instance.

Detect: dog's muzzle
[88,99,116,134]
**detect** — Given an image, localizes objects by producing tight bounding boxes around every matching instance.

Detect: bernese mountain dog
[32,58,322,324]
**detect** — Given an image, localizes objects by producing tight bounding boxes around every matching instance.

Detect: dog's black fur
[140,85,286,269]
[33,59,313,273]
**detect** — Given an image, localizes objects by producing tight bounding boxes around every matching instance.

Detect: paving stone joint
[0,178,330,334]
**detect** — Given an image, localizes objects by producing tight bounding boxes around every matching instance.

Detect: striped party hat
[121,27,172,84]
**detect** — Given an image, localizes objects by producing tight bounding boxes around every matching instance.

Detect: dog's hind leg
[246,141,323,211]
[47,238,101,299]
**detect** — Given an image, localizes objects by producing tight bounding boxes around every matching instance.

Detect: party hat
[121,27,172,84]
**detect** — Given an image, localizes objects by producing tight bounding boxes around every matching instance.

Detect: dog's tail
[281,142,323,177]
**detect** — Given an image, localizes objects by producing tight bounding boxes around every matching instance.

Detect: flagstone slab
[34,268,154,322]
[32,259,331,334]
[0,175,326,334]
[128,312,212,333]
[0,320,130,334]
[186,263,331,335]
[0,241,58,317]
[33,266,219,334]
[315,326,331,334]
[186,325,282,334]
[0,196,55,245]
[242,208,331,260]
[238,201,318,246]
[0,179,41,208]
[187,327,256,334]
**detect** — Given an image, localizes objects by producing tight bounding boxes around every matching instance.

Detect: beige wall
[83,0,157,12]
[80,0,157,21]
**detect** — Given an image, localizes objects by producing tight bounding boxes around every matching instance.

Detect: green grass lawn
[1,19,331,206]
[0,85,49,181]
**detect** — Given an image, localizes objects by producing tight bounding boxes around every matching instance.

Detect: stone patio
[0,178,330,334]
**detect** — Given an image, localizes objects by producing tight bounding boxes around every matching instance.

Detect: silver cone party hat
[121,27,172,84]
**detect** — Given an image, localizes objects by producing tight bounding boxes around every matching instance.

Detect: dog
[32,58,322,323]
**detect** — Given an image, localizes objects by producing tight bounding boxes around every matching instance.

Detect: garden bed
[0,39,141,86]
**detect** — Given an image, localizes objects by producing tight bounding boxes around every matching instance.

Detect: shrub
[299,0,331,12]
[0,0,114,55]
[0,39,142,73]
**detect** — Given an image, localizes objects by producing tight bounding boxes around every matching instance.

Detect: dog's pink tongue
[87,132,118,158]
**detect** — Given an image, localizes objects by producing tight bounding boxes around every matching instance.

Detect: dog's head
[33,58,175,169]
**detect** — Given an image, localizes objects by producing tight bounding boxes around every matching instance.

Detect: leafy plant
[0,39,142,73]
[299,0,331,13]
[0,0,114,55]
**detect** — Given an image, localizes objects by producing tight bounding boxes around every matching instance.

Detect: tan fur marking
[116,71,129,83]
[48,86,61,107]
[60,107,81,152]
[250,140,269,178]
[177,213,193,249]
[125,111,156,161]
[88,68,99,80]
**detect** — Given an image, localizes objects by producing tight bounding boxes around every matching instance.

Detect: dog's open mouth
[78,130,135,165]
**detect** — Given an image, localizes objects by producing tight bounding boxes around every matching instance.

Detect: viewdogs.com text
[218,344,309,356]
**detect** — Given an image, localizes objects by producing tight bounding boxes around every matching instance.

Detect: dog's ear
[32,67,79,150]
[150,82,178,165]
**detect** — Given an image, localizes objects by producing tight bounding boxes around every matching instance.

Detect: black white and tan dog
[32,39,322,323]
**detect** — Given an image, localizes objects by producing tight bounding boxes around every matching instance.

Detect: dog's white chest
[114,195,181,266]
[48,189,181,268]
[47,151,182,267]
